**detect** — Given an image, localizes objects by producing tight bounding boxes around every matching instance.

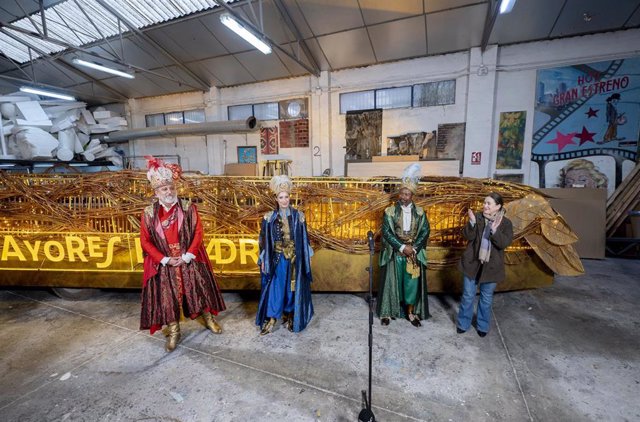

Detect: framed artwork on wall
[496,111,526,169]
[237,146,257,164]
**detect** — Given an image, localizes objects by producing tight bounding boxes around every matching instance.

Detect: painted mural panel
[345,110,382,160]
[532,57,639,195]
[496,111,526,169]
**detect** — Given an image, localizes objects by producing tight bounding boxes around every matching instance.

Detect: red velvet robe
[140,200,225,334]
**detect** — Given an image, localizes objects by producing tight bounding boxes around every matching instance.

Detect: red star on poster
[585,107,599,118]
[575,126,596,145]
[547,131,576,152]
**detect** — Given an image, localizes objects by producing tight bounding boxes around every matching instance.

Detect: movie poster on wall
[532,57,640,197]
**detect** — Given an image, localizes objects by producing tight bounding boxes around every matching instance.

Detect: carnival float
[0,170,583,294]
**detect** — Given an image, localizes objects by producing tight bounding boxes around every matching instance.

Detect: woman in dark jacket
[456,192,513,337]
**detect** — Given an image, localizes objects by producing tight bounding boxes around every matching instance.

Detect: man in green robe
[376,164,430,327]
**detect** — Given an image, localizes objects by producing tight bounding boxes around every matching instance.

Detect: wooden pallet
[606,163,640,237]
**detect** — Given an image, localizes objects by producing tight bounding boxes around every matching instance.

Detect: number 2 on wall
[313,146,321,157]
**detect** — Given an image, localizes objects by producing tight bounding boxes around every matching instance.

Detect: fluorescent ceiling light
[19,86,76,101]
[499,0,516,14]
[72,58,135,79]
[220,13,272,54]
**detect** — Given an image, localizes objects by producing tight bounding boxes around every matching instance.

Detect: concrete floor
[1,258,639,422]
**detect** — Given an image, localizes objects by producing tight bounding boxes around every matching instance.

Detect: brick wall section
[279,118,309,148]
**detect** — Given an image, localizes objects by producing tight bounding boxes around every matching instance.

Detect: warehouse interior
[1,1,640,421]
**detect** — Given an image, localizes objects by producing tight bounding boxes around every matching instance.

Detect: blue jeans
[456,274,497,333]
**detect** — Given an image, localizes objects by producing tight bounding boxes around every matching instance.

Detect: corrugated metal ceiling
[0,0,638,104]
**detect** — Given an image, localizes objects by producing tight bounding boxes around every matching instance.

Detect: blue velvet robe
[256,207,314,332]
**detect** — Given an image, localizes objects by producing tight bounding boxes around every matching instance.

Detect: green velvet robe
[376,202,431,320]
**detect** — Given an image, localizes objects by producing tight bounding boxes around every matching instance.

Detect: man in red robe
[140,156,226,351]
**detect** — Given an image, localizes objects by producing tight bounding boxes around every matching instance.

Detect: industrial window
[228,102,278,120]
[165,111,184,125]
[375,86,412,110]
[184,109,206,123]
[145,109,206,127]
[339,80,456,113]
[413,80,456,107]
[253,102,279,120]
[340,90,375,114]
[228,104,253,120]
[145,113,164,127]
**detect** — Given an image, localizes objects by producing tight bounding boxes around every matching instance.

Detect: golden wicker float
[0,171,583,293]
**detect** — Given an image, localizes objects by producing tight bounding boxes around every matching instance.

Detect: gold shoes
[203,312,222,334]
[165,322,181,352]
[282,313,294,332]
[260,318,276,336]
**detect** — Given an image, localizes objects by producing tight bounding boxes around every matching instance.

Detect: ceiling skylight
[0,0,234,63]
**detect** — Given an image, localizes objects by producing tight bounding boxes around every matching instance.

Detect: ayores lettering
[0,234,259,270]
[1,235,122,268]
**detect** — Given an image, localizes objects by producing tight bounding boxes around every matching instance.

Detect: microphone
[367,231,374,254]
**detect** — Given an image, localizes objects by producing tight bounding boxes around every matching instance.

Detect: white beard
[158,195,178,209]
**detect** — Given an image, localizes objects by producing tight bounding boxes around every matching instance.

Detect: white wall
[127,28,640,180]
[328,52,469,176]
[127,91,209,171]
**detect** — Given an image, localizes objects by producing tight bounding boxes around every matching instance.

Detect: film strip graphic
[532,59,624,149]
[533,147,637,187]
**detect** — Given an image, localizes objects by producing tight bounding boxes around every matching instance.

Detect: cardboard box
[540,188,606,259]
[224,163,257,176]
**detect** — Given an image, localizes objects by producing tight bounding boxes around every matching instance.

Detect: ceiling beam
[271,0,321,75]
[480,0,500,52]
[73,0,121,60]
[14,0,43,37]
[39,0,47,37]
[0,20,204,90]
[0,27,129,101]
[94,0,211,91]
[215,0,320,77]
[0,72,125,103]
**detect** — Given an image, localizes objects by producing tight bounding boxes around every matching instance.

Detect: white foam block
[0,96,32,103]
[15,101,50,122]
[15,127,58,159]
[16,118,53,128]
[96,116,127,126]
[90,124,115,133]
[50,111,79,133]
[81,109,96,125]
[43,103,86,118]
[93,110,113,119]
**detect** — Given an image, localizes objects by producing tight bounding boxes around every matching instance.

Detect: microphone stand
[359,231,376,422]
